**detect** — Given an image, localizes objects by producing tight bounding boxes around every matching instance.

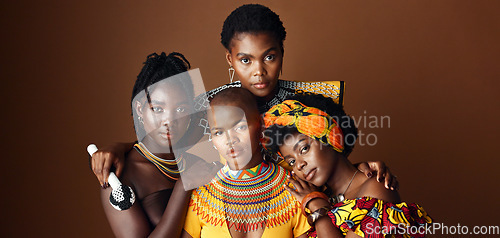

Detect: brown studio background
[1,0,499,237]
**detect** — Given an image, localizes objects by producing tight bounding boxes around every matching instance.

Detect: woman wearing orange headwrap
[263,94,432,238]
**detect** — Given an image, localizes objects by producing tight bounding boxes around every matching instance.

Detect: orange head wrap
[263,100,344,153]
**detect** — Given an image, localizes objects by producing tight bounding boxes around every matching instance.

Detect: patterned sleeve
[332,197,432,238]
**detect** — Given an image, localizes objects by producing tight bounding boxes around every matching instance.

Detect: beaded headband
[263,100,344,153]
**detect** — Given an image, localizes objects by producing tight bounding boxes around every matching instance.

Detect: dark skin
[102,148,218,238]
[99,82,222,237]
[101,149,186,238]
[180,94,308,238]
[91,32,399,191]
[281,133,400,238]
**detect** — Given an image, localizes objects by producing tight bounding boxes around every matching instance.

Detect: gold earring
[228,65,235,83]
[186,118,192,130]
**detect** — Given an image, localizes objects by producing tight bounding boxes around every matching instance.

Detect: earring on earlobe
[228,65,235,83]
[213,145,218,150]
[259,132,266,146]
[186,118,192,130]
[138,116,143,124]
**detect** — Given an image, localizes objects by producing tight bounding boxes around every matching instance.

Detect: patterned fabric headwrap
[263,100,344,153]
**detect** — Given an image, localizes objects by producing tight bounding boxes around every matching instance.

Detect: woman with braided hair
[91,3,398,192]
[263,94,432,237]
[100,52,216,237]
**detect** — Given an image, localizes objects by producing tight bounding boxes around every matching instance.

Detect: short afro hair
[221,4,287,52]
[264,94,358,157]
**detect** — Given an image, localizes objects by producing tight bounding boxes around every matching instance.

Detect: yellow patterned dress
[306,197,433,238]
[183,161,310,238]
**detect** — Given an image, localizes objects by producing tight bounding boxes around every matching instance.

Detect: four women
[91,3,426,237]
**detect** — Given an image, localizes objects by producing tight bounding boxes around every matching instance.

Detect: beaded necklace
[190,161,299,233]
[134,142,185,181]
[222,161,269,180]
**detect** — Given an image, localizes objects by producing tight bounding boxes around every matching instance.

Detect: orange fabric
[263,100,344,153]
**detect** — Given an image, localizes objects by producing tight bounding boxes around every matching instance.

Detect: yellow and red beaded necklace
[190,161,299,232]
[134,142,185,181]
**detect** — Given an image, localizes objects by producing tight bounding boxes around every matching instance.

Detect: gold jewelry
[228,65,235,83]
[186,117,192,130]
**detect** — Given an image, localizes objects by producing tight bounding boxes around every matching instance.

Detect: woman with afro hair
[263,94,432,237]
[90,3,397,192]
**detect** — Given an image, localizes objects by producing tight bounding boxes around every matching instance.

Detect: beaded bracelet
[301,191,330,216]
[307,206,331,226]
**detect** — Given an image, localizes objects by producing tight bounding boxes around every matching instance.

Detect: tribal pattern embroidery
[189,161,299,232]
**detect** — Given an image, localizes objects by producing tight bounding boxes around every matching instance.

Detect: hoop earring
[138,116,143,124]
[228,65,235,83]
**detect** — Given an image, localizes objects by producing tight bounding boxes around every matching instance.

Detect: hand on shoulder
[356,177,401,203]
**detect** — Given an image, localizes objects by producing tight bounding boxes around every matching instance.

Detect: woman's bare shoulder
[357,177,401,203]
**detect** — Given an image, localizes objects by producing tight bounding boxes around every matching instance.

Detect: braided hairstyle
[131,52,193,105]
[264,93,358,157]
[131,52,194,140]
[221,4,287,53]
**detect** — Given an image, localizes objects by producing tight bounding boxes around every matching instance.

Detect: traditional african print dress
[183,161,310,238]
[306,197,433,238]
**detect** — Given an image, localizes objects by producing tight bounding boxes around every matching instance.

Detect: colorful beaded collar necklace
[190,161,298,233]
[221,161,269,180]
[134,142,185,181]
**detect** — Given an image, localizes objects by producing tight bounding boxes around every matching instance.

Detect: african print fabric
[194,80,344,115]
[306,197,433,238]
[188,161,300,233]
[263,100,345,154]
[193,80,344,166]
